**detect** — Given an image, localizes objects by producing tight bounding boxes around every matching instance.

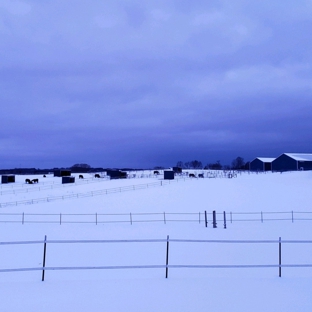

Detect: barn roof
[256,157,275,162]
[284,153,312,161]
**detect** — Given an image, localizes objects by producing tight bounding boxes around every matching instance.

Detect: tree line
[175,157,248,170]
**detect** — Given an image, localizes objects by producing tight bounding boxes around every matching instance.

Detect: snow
[0,171,312,311]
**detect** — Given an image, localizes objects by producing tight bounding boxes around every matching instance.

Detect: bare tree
[176,161,184,168]
[190,160,203,169]
[231,157,245,169]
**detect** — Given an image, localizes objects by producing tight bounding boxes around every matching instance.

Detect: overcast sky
[1,0,312,169]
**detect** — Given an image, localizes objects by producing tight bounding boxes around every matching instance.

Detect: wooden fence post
[42,235,47,281]
[204,211,208,228]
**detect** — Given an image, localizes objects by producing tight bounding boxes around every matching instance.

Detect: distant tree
[154,166,165,170]
[206,160,222,170]
[231,157,245,170]
[190,160,203,169]
[71,163,91,169]
[176,161,184,168]
[184,162,191,169]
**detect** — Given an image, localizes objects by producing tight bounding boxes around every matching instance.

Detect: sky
[1,0,312,169]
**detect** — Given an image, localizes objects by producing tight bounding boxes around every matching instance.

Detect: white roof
[284,153,312,161]
[256,157,275,162]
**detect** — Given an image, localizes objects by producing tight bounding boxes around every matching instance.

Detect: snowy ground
[0,170,312,311]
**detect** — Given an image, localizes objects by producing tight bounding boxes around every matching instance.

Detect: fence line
[225,211,312,223]
[0,179,191,208]
[1,236,312,280]
[0,211,203,225]
[1,210,312,225]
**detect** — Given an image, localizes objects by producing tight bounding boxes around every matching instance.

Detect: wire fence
[0,212,203,225]
[1,236,312,280]
[0,179,188,208]
[1,210,312,225]
[224,211,312,223]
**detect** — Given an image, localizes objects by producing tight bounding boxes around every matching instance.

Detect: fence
[1,210,312,226]
[0,179,188,208]
[1,236,312,281]
[224,211,312,223]
[0,212,204,225]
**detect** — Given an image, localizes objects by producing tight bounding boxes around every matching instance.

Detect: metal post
[212,211,217,228]
[279,237,282,277]
[42,235,47,281]
[166,235,169,278]
[223,211,226,229]
[164,212,166,224]
[204,211,208,228]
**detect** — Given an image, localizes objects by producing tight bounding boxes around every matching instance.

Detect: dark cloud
[1,0,312,168]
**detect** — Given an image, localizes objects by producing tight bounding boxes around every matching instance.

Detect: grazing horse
[189,173,196,178]
[198,174,204,178]
[25,179,32,184]
[43,175,46,178]
[79,175,84,179]
[32,179,39,183]
[153,170,159,175]
[94,174,100,178]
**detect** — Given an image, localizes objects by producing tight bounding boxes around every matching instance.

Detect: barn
[249,157,275,171]
[272,153,312,172]
[54,170,71,177]
[1,175,15,184]
[164,170,174,180]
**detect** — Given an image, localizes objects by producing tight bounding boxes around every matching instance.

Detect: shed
[1,175,15,184]
[272,153,312,171]
[107,170,127,179]
[249,157,275,171]
[172,167,182,174]
[54,170,71,177]
[164,171,174,180]
[62,176,75,184]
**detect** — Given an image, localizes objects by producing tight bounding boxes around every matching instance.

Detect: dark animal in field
[79,175,84,179]
[198,174,204,178]
[94,174,100,178]
[43,175,46,177]
[189,173,196,178]
[154,170,159,175]
[32,179,39,183]
[25,179,32,184]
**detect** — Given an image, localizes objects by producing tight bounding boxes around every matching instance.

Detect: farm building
[54,170,71,177]
[272,153,312,171]
[1,175,15,184]
[172,167,182,174]
[164,170,174,180]
[62,176,75,184]
[106,170,127,179]
[249,157,275,171]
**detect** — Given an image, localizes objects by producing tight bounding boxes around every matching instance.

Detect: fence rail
[0,179,187,208]
[1,210,312,226]
[1,236,312,280]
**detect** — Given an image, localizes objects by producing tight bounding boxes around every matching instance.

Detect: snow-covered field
[0,170,312,312]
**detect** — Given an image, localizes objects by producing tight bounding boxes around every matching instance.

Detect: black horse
[94,174,100,178]
[25,179,32,184]
[32,179,39,183]
[79,175,84,179]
